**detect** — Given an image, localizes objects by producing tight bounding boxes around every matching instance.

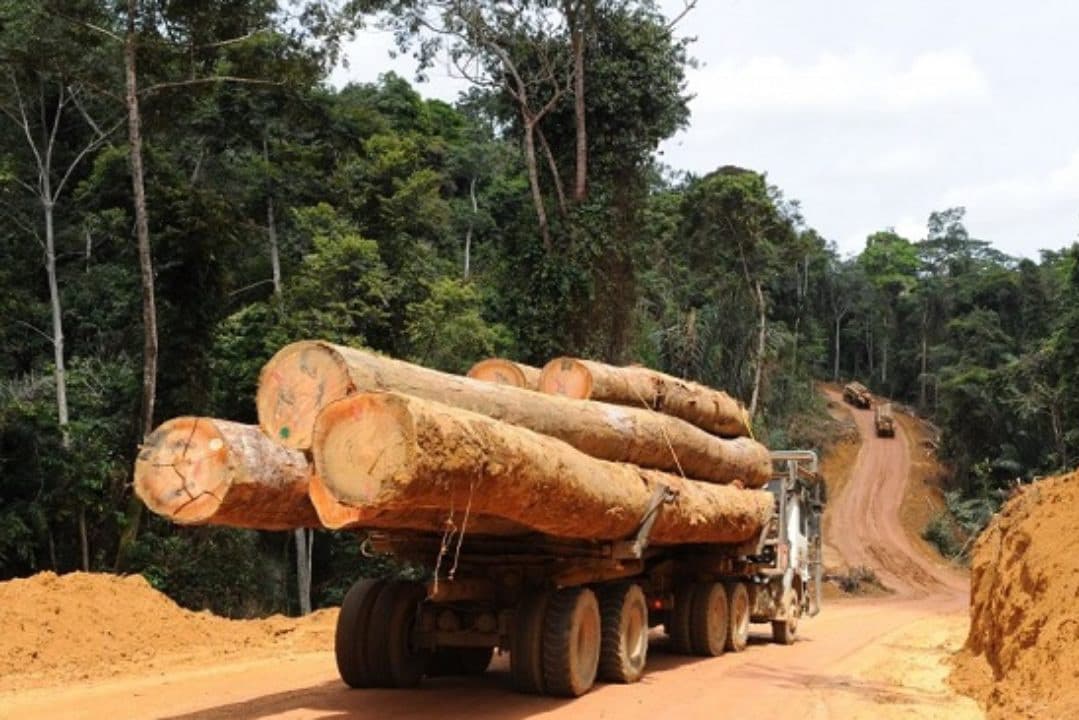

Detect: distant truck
[842,382,872,409]
[874,403,895,438]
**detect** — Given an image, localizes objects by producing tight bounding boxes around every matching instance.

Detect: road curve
[2,393,977,720]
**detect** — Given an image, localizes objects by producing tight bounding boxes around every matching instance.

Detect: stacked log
[136,342,776,547]
[256,341,771,488]
[312,392,774,545]
[467,358,541,389]
[538,357,752,438]
[134,417,320,530]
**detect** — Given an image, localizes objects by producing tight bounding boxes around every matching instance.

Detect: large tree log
[313,392,775,545]
[538,357,752,438]
[308,472,530,536]
[134,417,320,530]
[467,358,541,390]
[258,341,771,487]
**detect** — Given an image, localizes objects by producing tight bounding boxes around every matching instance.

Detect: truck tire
[725,582,750,652]
[368,580,430,687]
[772,592,800,645]
[667,584,695,654]
[511,591,550,694]
[426,646,494,677]
[335,578,388,688]
[689,582,728,656]
[597,583,648,684]
[542,587,601,697]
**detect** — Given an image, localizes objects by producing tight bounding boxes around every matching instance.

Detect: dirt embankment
[0,571,335,692]
[950,470,1079,719]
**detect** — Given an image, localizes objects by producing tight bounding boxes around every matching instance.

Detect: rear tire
[725,582,750,653]
[772,591,800,645]
[598,583,648,684]
[335,578,387,688]
[511,591,550,694]
[667,584,695,654]
[368,581,430,687]
[689,583,728,656]
[542,587,601,697]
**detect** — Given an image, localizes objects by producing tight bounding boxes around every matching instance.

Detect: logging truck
[333,450,825,697]
[842,382,872,409]
[875,403,895,438]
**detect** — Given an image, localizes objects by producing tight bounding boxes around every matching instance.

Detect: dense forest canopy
[1,0,1076,613]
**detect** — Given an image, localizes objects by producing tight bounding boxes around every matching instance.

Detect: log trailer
[842,382,873,409]
[333,450,825,697]
[875,403,896,438]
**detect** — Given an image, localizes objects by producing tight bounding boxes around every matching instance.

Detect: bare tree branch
[138,76,282,96]
[666,0,699,31]
[54,117,124,199]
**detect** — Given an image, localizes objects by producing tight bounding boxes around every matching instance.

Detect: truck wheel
[772,592,800,645]
[335,578,388,688]
[725,582,750,652]
[427,646,494,677]
[689,582,728,656]
[667,584,695,654]
[598,583,648,684]
[511,591,550,694]
[368,580,430,687]
[542,587,601,697]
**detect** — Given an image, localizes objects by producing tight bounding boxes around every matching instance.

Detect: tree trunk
[467,358,542,390]
[264,137,281,295]
[749,280,767,418]
[537,125,567,215]
[294,528,312,615]
[521,121,551,249]
[134,417,320,529]
[538,357,751,437]
[43,200,69,437]
[258,342,771,487]
[833,315,842,382]
[126,4,157,442]
[314,393,775,545]
[920,308,929,410]
[117,1,158,567]
[78,506,89,572]
[463,176,477,279]
[566,0,588,201]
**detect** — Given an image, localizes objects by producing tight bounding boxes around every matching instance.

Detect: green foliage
[404,278,513,373]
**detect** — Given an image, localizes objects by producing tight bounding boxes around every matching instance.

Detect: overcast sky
[332,0,1079,259]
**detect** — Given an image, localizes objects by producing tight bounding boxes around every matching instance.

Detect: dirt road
[0,395,981,720]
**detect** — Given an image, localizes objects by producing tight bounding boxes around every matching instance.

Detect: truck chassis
[334,451,825,696]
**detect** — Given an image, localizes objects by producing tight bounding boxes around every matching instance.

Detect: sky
[331,0,1079,259]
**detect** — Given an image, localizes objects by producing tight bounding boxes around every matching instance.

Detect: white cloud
[943,150,1079,215]
[690,49,988,114]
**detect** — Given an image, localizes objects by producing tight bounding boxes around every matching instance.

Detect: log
[466,358,541,389]
[258,341,772,487]
[134,417,320,530]
[538,357,752,438]
[308,472,531,536]
[313,392,775,545]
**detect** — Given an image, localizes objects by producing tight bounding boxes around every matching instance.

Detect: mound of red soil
[0,571,334,691]
[951,470,1079,719]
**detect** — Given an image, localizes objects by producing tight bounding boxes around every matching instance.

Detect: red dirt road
[0,396,981,720]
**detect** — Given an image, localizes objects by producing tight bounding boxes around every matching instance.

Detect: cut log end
[134,417,231,525]
[467,358,529,388]
[537,357,593,399]
[257,341,354,450]
[314,393,415,505]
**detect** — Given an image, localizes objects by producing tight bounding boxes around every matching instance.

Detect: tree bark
[257,342,771,487]
[264,137,281,295]
[920,307,929,410]
[467,358,542,389]
[78,506,89,572]
[538,357,752,438]
[116,0,158,567]
[521,121,550,249]
[314,393,774,545]
[536,125,567,215]
[565,0,588,201]
[463,176,477,279]
[749,280,767,418]
[134,417,320,530]
[833,314,842,382]
[295,528,312,616]
[43,200,69,437]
